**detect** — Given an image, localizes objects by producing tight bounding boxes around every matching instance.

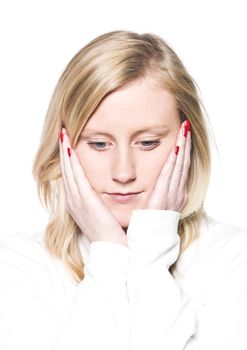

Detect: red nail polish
[60,130,64,143]
[175,146,179,155]
[67,148,71,157]
[184,119,191,130]
[182,119,191,137]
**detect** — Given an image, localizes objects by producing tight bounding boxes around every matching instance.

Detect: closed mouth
[105,192,143,203]
[107,192,142,195]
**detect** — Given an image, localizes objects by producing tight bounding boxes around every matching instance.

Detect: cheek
[138,151,168,188]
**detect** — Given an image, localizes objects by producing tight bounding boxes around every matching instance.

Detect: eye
[86,140,161,152]
[87,142,110,152]
[139,140,161,150]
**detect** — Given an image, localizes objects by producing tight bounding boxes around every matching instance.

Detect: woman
[0,30,246,350]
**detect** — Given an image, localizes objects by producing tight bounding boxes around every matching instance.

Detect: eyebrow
[81,125,169,138]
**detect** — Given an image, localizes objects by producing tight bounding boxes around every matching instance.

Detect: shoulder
[177,215,247,275]
[0,231,70,285]
[177,218,247,342]
[199,215,247,257]
[0,231,49,265]
[175,216,247,320]
[0,232,78,325]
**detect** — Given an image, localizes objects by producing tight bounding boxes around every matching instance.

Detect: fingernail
[182,119,191,137]
[67,148,71,157]
[59,129,64,143]
[174,146,179,155]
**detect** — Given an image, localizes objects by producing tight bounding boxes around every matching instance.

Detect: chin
[110,206,135,229]
[101,193,146,231]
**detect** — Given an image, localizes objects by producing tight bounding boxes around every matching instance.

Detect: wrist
[127,209,180,267]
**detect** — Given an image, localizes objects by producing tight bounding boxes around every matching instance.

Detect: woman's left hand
[143,120,192,212]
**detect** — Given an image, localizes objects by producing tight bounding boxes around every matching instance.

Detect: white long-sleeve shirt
[0,210,247,350]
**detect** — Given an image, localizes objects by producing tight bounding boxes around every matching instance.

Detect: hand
[143,120,192,212]
[59,128,127,247]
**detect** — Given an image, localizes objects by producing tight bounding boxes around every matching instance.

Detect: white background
[0,0,246,239]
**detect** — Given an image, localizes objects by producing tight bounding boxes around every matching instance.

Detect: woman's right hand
[59,128,127,247]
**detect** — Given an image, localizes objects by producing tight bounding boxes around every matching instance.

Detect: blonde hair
[32,30,211,282]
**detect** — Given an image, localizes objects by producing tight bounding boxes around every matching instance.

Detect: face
[75,76,181,230]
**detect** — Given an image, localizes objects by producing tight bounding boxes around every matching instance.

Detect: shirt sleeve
[126,209,197,350]
[0,236,130,350]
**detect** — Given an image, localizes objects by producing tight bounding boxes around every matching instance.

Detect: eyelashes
[87,140,161,152]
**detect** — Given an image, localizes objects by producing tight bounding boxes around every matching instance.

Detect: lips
[105,192,142,203]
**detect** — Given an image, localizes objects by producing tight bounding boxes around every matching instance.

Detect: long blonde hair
[32,30,211,282]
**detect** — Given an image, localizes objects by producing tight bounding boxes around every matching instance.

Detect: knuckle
[174,169,183,177]
[184,161,191,170]
[163,173,172,184]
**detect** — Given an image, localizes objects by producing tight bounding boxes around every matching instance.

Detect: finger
[59,129,70,200]
[144,123,182,209]
[60,128,79,200]
[60,128,97,203]
[168,124,187,194]
[62,130,104,211]
[154,146,178,195]
[178,130,192,194]
[59,129,65,177]
[68,143,118,224]
[68,146,95,202]
[156,123,183,185]
[144,141,178,209]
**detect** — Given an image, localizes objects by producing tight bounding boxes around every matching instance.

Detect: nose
[111,148,136,184]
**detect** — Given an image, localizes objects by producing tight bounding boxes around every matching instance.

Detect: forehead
[83,77,179,131]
